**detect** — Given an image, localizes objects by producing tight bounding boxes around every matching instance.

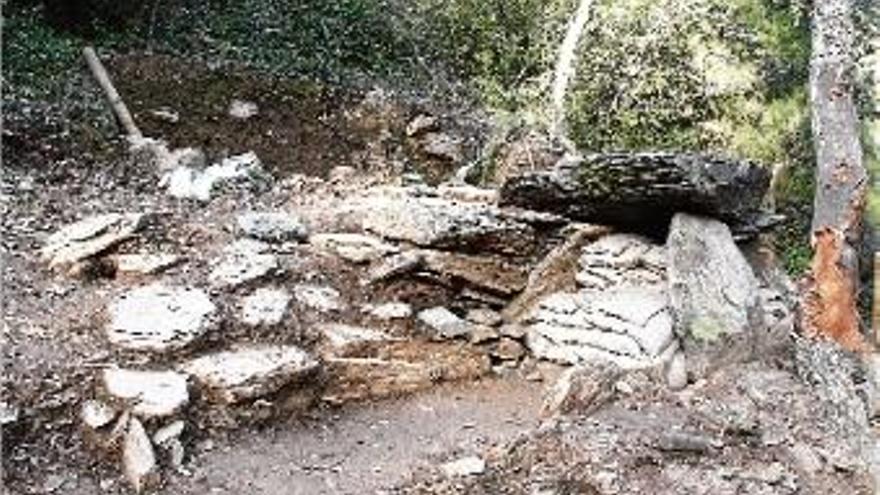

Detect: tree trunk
[800,0,869,352]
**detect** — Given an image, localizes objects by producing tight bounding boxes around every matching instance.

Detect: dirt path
[159,377,544,495]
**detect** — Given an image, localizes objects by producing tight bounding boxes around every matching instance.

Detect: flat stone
[237,211,309,243]
[360,188,536,256]
[294,285,344,313]
[181,345,319,404]
[103,368,189,418]
[123,417,159,493]
[364,302,413,320]
[422,250,528,296]
[470,325,500,344]
[318,324,393,357]
[114,253,181,275]
[240,288,291,326]
[441,456,486,477]
[541,361,623,417]
[107,283,216,351]
[41,213,147,268]
[575,233,666,290]
[492,338,526,361]
[418,307,472,340]
[81,400,117,429]
[667,213,761,375]
[209,239,279,288]
[364,251,424,285]
[466,308,503,327]
[310,233,399,263]
[165,152,267,201]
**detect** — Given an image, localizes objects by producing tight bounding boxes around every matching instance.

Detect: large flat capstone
[107,283,217,351]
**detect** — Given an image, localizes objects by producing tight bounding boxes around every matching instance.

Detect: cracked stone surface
[209,239,279,288]
[240,288,292,326]
[294,285,344,313]
[576,233,666,290]
[181,345,319,404]
[102,368,190,418]
[107,283,217,352]
[237,211,309,243]
[41,213,147,268]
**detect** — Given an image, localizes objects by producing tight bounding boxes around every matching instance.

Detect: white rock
[123,417,158,493]
[294,285,344,313]
[41,213,146,268]
[181,346,319,404]
[229,99,259,120]
[441,456,486,477]
[365,302,413,320]
[576,233,666,290]
[152,420,185,446]
[237,211,309,243]
[466,308,503,327]
[115,253,181,275]
[81,400,117,429]
[0,402,20,425]
[165,152,266,201]
[666,350,688,390]
[363,251,424,285]
[418,307,472,339]
[241,288,291,326]
[107,283,216,351]
[209,239,279,289]
[310,233,399,263]
[103,369,189,418]
[319,324,392,357]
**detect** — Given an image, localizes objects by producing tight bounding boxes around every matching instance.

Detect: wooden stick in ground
[83,46,143,140]
[874,252,880,345]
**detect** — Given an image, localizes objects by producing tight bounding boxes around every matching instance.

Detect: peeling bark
[800,0,869,352]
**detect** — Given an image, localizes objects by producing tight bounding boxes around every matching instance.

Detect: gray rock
[240,287,291,326]
[360,188,536,256]
[364,251,424,285]
[123,417,159,493]
[492,338,526,361]
[152,420,185,446]
[181,345,318,404]
[81,400,117,429]
[103,368,189,418]
[665,349,688,390]
[41,213,147,269]
[466,308,503,327]
[418,307,472,340]
[541,360,624,417]
[667,213,761,375]
[525,287,675,369]
[228,99,259,120]
[364,302,413,320]
[294,284,344,312]
[209,239,279,289]
[420,132,463,162]
[114,253,181,275]
[441,456,486,477]
[0,401,20,426]
[406,114,439,137]
[310,233,399,263]
[107,283,216,351]
[576,233,666,290]
[237,211,309,243]
[318,324,393,358]
[470,325,501,344]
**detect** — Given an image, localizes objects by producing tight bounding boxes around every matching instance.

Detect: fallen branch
[83,46,143,140]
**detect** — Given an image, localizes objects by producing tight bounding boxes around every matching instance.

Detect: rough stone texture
[209,239,279,289]
[240,288,291,326]
[466,308,503,327]
[525,287,675,369]
[318,324,393,358]
[418,307,472,340]
[422,251,529,296]
[310,233,399,263]
[164,152,267,201]
[667,213,761,376]
[102,369,189,418]
[503,224,610,323]
[228,99,259,120]
[420,132,464,163]
[491,338,526,361]
[441,456,486,477]
[576,233,666,290]
[294,285,344,313]
[499,152,771,235]
[122,417,159,493]
[181,345,319,404]
[41,213,147,269]
[541,361,624,417]
[80,400,116,430]
[107,283,216,352]
[364,302,413,320]
[364,251,424,285]
[114,253,181,275]
[237,211,309,243]
[360,188,536,256]
[322,343,490,403]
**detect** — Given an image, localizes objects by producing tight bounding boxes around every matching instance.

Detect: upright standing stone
[666,213,762,376]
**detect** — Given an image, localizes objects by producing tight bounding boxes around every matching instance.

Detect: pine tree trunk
[800,0,869,352]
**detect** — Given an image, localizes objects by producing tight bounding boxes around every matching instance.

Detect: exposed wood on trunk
[800,0,869,352]
[83,46,143,139]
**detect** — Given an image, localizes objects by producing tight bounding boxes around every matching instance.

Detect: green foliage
[3,10,81,98]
